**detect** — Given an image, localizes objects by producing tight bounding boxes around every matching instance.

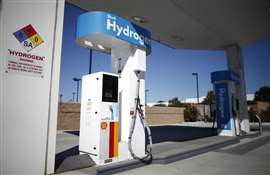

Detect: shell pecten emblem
[101,121,108,130]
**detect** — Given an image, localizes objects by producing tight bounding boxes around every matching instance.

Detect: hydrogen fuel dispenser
[77,11,152,165]
[211,70,241,136]
[79,72,119,164]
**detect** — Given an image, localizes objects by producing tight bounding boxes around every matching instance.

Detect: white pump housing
[76,11,152,165]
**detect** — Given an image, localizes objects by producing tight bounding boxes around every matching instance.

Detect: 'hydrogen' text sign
[76,11,151,54]
[215,83,231,130]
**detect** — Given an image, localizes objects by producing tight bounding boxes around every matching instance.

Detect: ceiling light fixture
[171,35,184,41]
[97,44,105,50]
[84,40,94,47]
[131,16,148,23]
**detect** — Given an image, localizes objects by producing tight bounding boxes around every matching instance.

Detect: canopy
[68,0,270,49]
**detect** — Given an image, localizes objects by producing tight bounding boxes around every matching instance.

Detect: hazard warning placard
[13,24,44,52]
[6,24,46,78]
[6,49,45,78]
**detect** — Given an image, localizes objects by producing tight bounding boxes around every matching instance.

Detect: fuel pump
[76,11,152,165]
[79,72,120,165]
[211,70,242,136]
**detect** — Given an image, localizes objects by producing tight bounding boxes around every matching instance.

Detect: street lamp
[192,73,200,104]
[72,92,76,102]
[89,49,93,74]
[73,78,81,102]
[145,89,149,106]
[59,94,63,103]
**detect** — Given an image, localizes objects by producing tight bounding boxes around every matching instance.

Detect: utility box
[79,72,119,165]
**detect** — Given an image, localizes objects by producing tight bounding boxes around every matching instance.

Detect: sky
[59,3,270,102]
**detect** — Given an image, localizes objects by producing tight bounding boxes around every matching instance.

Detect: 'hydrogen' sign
[76,11,151,54]
[215,83,231,130]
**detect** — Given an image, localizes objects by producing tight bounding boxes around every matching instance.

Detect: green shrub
[254,86,270,102]
[184,105,198,122]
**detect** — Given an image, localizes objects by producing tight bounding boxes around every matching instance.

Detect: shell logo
[101,122,108,129]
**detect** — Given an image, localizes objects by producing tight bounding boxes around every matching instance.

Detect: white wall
[45,1,65,174]
[0,0,64,174]
[184,96,206,104]
[0,2,4,174]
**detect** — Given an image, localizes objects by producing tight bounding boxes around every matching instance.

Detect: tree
[154,100,167,107]
[184,104,198,122]
[254,86,270,102]
[259,106,270,122]
[168,97,184,107]
[202,91,215,122]
[202,91,215,105]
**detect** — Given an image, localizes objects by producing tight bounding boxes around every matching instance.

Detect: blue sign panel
[211,70,240,84]
[76,11,151,54]
[215,83,231,130]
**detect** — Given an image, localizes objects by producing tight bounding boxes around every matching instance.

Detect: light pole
[192,73,199,104]
[89,49,92,74]
[145,89,149,106]
[72,92,76,102]
[59,94,63,103]
[73,78,81,102]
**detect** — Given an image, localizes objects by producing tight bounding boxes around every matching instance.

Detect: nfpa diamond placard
[13,24,44,52]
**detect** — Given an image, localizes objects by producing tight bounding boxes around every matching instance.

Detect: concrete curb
[239,131,261,139]
[153,137,240,164]
[96,137,240,175]
[96,159,145,175]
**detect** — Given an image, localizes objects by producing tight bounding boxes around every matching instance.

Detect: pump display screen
[102,74,118,102]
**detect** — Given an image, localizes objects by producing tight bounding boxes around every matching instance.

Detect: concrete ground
[55,123,218,172]
[56,131,79,154]
[113,133,270,175]
[56,123,270,175]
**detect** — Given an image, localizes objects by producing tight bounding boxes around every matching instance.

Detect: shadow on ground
[55,146,79,171]
[65,130,79,136]
[55,145,95,173]
[147,125,217,144]
[55,125,217,172]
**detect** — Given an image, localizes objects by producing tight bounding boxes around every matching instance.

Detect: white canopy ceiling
[68,0,270,50]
